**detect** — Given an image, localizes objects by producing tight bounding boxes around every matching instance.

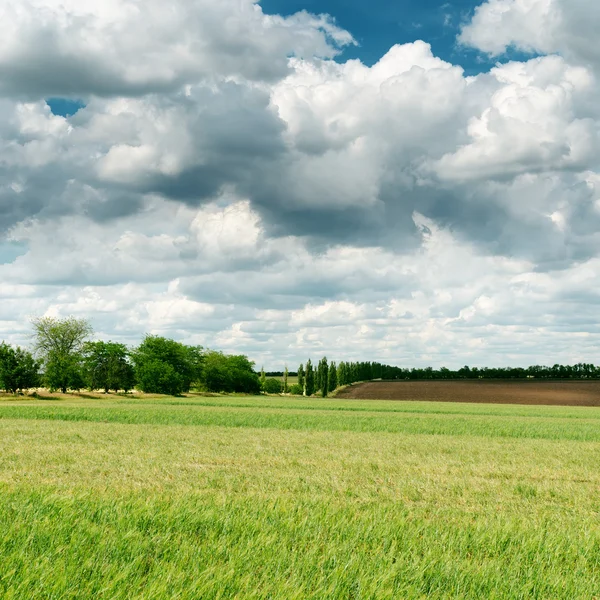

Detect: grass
[1,394,600,598]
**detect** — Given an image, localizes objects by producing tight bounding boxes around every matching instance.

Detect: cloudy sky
[1,0,599,369]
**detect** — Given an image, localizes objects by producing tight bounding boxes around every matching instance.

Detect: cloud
[0,0,354,98]
[459,0,600,74]
[0,0,600,368]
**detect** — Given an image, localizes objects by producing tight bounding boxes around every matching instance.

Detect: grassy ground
[1,394,600,598]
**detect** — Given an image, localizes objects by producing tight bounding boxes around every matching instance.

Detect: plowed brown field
[336,380,600,406]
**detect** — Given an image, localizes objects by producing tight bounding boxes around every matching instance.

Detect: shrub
[0,343,40,393]
[289,383,303,395]
[262,378,283,394]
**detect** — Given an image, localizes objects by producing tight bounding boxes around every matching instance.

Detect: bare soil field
[336,380,600,406]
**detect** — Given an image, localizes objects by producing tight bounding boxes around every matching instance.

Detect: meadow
[1,392,600,598]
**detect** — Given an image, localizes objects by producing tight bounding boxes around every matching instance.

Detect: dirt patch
[336,380,600,407]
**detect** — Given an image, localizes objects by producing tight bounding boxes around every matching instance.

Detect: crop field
[339,379,600,406]
[1,392,600,599]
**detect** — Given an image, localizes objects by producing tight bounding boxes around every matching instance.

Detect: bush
[201,351,260,393]
[262,378,283,394]
[289,383,303,395]
[136,360,185,396]
[0,343,40,393]
[132,336,202,395]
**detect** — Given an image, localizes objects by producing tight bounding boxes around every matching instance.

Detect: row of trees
[3,316,600,396]
[292,359,600,398]
[377,363,600,380]
[0,317,261,395]
[296,359,389,397]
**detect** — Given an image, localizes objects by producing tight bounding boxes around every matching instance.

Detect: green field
[1,394,600,599]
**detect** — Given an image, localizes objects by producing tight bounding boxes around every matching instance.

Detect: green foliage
[328,360,337,393]
[32,316,93,359]
[0,343,40,393]
[260,367,266,390]
[82,341,135,393]
[297,363,305,389]
[262,378,283,394]
[337,361,347,386]
[304,359,314,396]
[283,366,289,393]
[133,336,202,395]
[317,357,329,397]
[45,353,85,393]
[136,360,184,396]
[202,351,260,394]
[31,316,92,393]
[289,383,303,395]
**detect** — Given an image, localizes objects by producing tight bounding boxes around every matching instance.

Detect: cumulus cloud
[0,0,354,97]
[0,0,600,367]
[459,0,600,73]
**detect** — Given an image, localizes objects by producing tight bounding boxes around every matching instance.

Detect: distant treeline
[378,363,600,381]
[1,316,599,396]
[291,360,600,397]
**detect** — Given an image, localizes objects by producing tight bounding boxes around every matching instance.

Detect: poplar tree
[315,359,322,392]
[260,366,266,391]
[328,360,337,393]
[305,359,315,396]
[320,356,329,397]
[283,365,289,393]
[298,363,305,389]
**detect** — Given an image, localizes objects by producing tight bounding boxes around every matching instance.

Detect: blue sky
[262,0,493,73]
[47,0,535,118]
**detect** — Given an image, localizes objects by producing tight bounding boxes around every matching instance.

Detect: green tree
[0,343,40,393]
[319,357,329,397]
[283,366,289,393]
[45,353,86,393]
[200,351,260,394]
[337,361,346,386]
[132,336,202,395]
[82,341,135,393]
[263,378,283,394]
[298,363,305,389]
[328,360,337,393]
[260,366,267,391]
[32,316,92,393]
[305,359,315,396]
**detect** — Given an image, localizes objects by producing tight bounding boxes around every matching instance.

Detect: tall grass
[1,396,600,598]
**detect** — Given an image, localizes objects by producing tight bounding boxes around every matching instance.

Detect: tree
[0,343,40,393]
[82,341,135,393]
[45,353,85,393]
[305,359,315,396]
[328,360,337,393]
[337,361,346,386]
[132,336,202,395]
[260,366,266,391]
[319,357,329,397]
[200,351,260,394]
[263,378,283,394]
[298,363,305,389]
[283,366,289,393]
[32,316,92,393]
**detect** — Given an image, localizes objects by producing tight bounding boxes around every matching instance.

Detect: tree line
[2,316,600,396]
[0,317,261,395]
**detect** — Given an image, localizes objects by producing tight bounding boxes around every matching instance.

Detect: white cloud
[0,0,354,97]
[0,0,600,369]
[459,0,600,74]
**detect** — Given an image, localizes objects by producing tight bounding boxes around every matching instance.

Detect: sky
[1,0,599,370]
